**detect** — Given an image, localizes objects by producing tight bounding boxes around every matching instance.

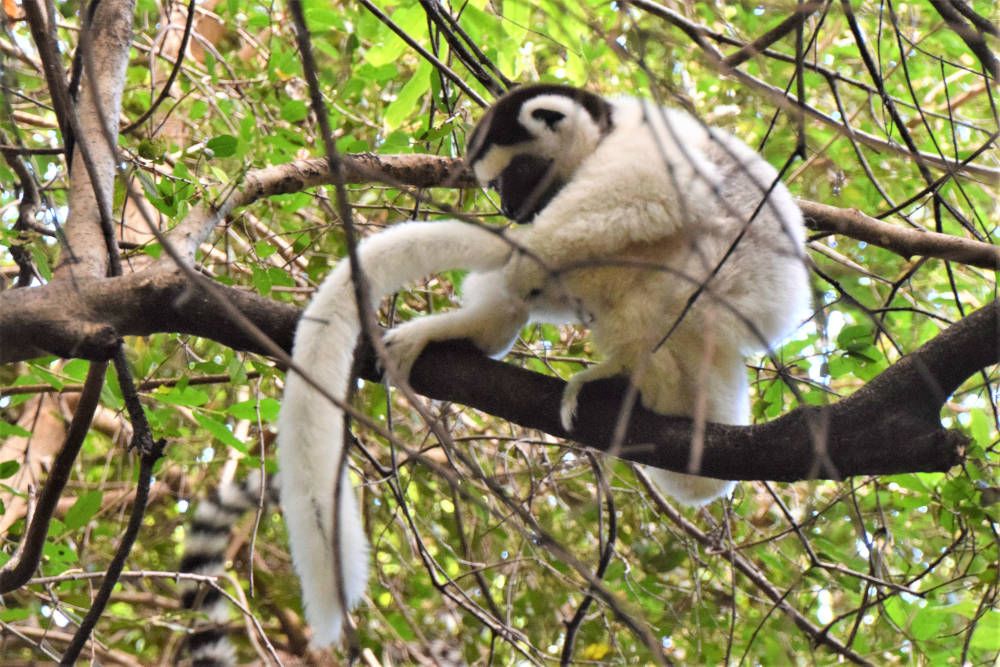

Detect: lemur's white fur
[278,222,513,646]
[279,90,810,646]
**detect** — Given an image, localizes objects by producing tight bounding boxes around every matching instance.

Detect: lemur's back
[530,96,809,359]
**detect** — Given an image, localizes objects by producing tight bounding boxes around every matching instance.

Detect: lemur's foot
[381,324,431,381]
[560,357,630,432]
[560,375,585,432]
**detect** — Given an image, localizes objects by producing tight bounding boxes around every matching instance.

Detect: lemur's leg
[560,355,630,431]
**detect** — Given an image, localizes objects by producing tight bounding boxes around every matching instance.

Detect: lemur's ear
[531,108,566,130]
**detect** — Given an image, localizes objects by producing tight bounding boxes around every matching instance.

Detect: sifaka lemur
[276,84,811,646]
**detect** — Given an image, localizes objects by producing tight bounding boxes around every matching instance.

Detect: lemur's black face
[492,154,563,223]
[466,84,613,224]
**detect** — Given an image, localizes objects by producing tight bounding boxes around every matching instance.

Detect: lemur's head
[466,84,613,223]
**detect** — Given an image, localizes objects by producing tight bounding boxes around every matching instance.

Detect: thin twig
[561,454,619,666]
[723,1,825,68]
[0,363,107,593]
[635,468,872,665]
[123,0,197,133]
[0,371,262,397]
[356,0,487,106]
[60,436,165,664]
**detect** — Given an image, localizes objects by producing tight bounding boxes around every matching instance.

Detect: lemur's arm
[383,268,529,376]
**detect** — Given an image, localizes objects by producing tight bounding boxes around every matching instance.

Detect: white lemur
[277,84,810,647]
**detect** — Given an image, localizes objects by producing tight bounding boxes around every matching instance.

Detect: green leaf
[363,5,425,67]
[836,323,874,351]
[254,241,277,259]
[61,359,90,382]
[355,63,398,83]
[280,100,309,123]
[909,607,946,641]
[195,414,247,451]
[0,423,31,438]
[189,99,208,120]
[0,606,32,622]
[384,61,431,131]
[42,540,77,574]
[26,365,64,391]
[251,266,272,295]
[64,490,103,531]
[304,6,344,31]
[30,244,52,281]
[0,460,21,479]
[266,266,295,288]
[968,610,999,651]
[205,134,238,158]
[153,385,210,407]
[882,596,908,628]
[500,0,531,38]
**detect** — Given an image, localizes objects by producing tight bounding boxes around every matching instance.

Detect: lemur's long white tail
[277,221,512,647]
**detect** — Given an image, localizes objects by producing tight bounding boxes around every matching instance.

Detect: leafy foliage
[0,1,996,664]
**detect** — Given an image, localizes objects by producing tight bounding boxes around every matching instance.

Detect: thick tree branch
[0,144,991,483]
[29,0,135,280]
[0,268,298,363]
[3,266,993,481]
[165,153,997,271]
[356,299,993,481]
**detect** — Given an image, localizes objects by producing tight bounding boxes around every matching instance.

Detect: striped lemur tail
[277,220,513,646]
[179,469,280,667]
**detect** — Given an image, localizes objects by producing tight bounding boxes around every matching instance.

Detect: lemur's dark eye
[531,108,565,129]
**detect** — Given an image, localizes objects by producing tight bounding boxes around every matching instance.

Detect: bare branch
[0,363,107,593]
[799,200,1000,270]
[164,153,475,265]
[636,469,872,665]
[723,1,825,68]
[927,0,999,79]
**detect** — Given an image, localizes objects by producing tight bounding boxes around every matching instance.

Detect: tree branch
[164,153,474,264]
[927,0,998,79]
[3,266,992,481]
[799,200,1000,270]
[354,299,991,481]
[722,1,824,68]
[0,268,298,363]
[160,153,997,271]
[628,0,1000,181]
[635,469,871,665]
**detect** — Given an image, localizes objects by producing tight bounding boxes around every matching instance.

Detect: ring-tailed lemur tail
[179,469,280,667]
[277,221,515,647]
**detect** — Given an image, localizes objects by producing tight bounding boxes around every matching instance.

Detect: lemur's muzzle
[494,154,564,223]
